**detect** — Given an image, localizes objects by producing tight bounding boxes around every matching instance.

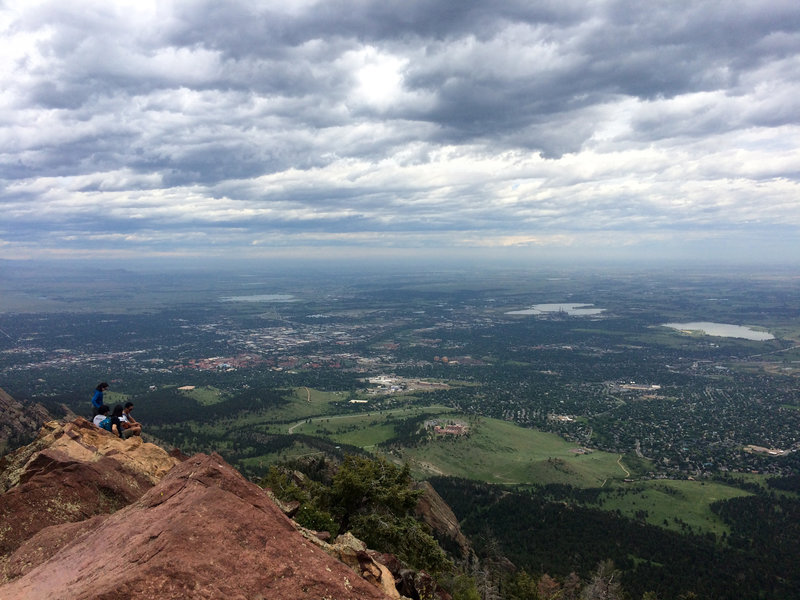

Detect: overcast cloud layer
[2,0,799,264]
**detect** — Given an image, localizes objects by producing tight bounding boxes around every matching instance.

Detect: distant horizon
[1,252,797,279]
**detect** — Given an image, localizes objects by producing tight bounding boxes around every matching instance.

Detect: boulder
[299,530,403,600]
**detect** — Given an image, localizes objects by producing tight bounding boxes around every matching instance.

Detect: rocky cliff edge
[0,387,51,455]
[0,418,398,599]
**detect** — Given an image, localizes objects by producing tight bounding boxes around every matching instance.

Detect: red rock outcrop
[0,418,180,558]
[415,481,471,558]
[0,418,178,495]
[299,530,403,599]
[0,420,395,599]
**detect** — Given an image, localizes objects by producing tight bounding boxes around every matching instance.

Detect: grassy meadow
[150,386,763,538]
[396,416,632,486]
[286,404,455,446]
[178,386,227,405]
[237,439,330,471]
[595,479,751,536]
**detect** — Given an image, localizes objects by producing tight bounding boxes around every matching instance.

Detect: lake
[506,303,605,316]
[220,294,297,302]
[662,321,774,341]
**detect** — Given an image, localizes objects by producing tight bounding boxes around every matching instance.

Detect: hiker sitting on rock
[93,405,110,427]
[95,404,125,438]
[120,402,142,438]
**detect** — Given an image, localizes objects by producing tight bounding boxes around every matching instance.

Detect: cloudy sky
[2,0,799,266]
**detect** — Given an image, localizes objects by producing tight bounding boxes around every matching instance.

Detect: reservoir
[221,294,297,302]
[662,322,774,341]
[507,303,605,316]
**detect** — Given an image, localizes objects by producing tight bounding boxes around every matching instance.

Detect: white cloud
[0,0,799,264]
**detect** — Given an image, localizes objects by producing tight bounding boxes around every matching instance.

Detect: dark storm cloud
[391,0,800,149]
[168,0,583,52]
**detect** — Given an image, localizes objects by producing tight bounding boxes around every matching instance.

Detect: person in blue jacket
[91,382,109,416]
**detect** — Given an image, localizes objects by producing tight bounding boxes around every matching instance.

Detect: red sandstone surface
[0,420,394,599]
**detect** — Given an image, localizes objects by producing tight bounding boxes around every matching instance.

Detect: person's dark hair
[111,404,124,418]
[124,402,134,409]
[96,382,109,391]
[98,404,110,415]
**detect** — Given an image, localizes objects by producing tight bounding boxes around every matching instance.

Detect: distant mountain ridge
[0,418,418,599]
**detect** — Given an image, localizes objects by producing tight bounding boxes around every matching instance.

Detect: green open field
[237,440,330,471]
[397,416,633,486]
[263,387,351,421]
[178,386,227,405]
[387,416,755,536]
[595,479,751,536]
[760,323,800,343]
[103,391,130,405]
[286,404,455,447]
[151,387,764,538]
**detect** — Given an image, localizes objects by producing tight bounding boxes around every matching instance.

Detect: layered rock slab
[0,418,179,558]
[415,481,470,558]
[0,418,178,494]
[1,451,393,599]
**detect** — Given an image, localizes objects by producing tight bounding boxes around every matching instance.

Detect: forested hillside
[432,477,800,599]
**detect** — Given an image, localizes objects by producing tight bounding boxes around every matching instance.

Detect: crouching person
[95,404,125,439]
[93,405,110,427]
[120,401,142,438]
